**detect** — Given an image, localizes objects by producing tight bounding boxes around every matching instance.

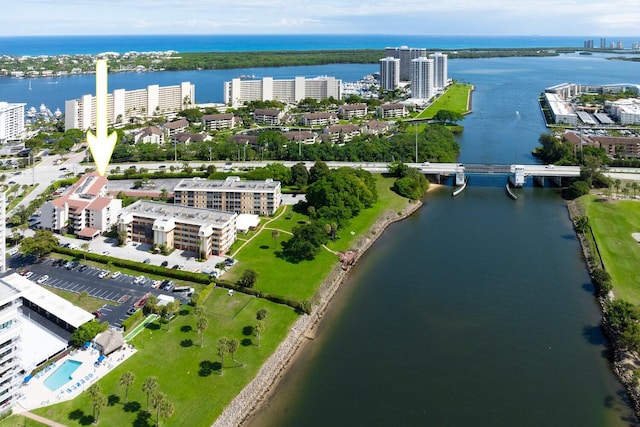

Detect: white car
[24,271,34,279]
[37,275,49,284]
[98,270,109,279]
[111,271,121,279]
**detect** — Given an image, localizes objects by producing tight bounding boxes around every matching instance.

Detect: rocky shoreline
[212,197,424,427]
[566,199,640,419]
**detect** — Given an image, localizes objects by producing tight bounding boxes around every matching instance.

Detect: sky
[1,0,639,37]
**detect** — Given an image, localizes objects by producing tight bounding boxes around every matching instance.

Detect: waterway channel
[245,54,640,426]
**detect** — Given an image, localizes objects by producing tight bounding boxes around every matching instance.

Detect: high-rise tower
[379,57,400,91]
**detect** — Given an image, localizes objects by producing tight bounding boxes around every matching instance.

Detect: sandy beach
[213,187,435,426]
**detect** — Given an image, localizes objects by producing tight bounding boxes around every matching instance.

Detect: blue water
[1,34,639,56]
[43,360,82,391]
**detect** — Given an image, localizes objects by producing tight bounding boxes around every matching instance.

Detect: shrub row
[107,171,207,181]
[121,310,143,331]
[53,247,211,284]
[216,279,303,311]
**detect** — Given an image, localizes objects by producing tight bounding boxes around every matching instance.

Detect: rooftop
[175,176,281,192]
[121,200,237,226]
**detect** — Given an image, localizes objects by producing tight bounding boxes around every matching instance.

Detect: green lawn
[584,196,640,304]
[417,83,473,119]
[0,416,47,427]
[224,175,414,301]
[31,288,298,427]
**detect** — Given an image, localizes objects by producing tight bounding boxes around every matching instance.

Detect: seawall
[213,198,424,427]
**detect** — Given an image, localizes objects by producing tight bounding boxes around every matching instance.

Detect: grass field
[224,175,413,301]
[31,288,298,427]
[583,195,640,305]
[417,83,473,119]
[0,416,47,427]
[19,174,412,427]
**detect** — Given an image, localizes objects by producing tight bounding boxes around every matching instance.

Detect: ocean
[1,34,639,56]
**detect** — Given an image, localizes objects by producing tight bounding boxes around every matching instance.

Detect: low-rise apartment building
[173,176,281,216]
[202,113,236,130]
[301,112,339,127]
[338,103,368,119]
[377,103,408,119]
[40,172,122,239]
[253,109,283,125]
[118,200,237,257]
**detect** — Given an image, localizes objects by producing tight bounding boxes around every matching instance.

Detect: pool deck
[14,344,137,412]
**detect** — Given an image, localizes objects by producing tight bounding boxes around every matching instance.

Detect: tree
[433,109,464,124]
[256,308,268,321]
[196,316,208,347]
[574,215,589,234]
[151,391,169,427]
[70,320,108,347]
[81,243,90,260]
[614,179,621,196]
[308,161,330,184]
[227,337,242,366]
[255,320,265,347]
[217,337,228,375]
[237,269,258,288]
[290,162,309,188]
[88,384,107,424]
[119,371,136,404]
[142,376,159,412]
[271,230,280,251]
[19,229,59,259]
[158,394,175,426]
[592,268,612,298]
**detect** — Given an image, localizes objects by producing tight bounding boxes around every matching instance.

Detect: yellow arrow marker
[86,59,118,176]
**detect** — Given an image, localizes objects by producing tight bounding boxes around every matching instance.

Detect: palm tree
[255,320,265,347]
[81,242,89,260]
[614,179,621,196]
[158,395,175,426]
[196,316,208,347]
[142,376,159,412]
[217,337,228,375]
[271,230,279,250]
[151,391,167,426]
[119,371,136,403]
[91,392,107,424]
[227,337,242,366]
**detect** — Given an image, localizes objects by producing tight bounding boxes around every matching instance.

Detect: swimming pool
[43,360,82,391]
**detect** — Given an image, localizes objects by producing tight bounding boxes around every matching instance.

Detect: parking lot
[12,255,187,327]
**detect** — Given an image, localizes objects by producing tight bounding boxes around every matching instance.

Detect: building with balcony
[301,112,339,127]
[253,109,283,125]
[384,46,427,81]
[411,57,435,100]
[338,103,368,119]
[64,82,195,131]
[0,281,22,415]
[325,124,361,143]
[202,113,236,130]
[377,103,408,119]
[174,176,281,216]
[429,52,448,90]
[118,200,237,257]
[379,57,400,90]
[134,126,164,145]
[40,172,122,239]
[0,102,25,144]
[224,76,341,107]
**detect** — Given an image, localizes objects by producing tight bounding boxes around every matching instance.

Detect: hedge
[121,310,143,331]
[215,279,302,311]
[53,247,211,284]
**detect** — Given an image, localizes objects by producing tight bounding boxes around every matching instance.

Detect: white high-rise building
[411,57,435,100]
[379,57,400,91]
[65,82,195,131]
[429,52,448,90]
[0,102,25,144]
[0,281,22,415]
[224,76,341,107]
[385,46,427,81]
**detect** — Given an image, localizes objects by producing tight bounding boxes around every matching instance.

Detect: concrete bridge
[416,162,581,187]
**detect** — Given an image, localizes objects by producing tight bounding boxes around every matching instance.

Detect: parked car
[126,307,138,316]
[98,270,109,279]
[143,258,151,264]
[24,271,34,279]
[161,260,169,267]
[111,271,121,279]
[37,275,49,284]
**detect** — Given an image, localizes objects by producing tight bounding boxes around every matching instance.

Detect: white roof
[3,274,94,329]
[236,214,260,232]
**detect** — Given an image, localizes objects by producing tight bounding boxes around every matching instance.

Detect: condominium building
[379,57,400,90]
[201,113,236,130]
[429,52,448,90]
[0,102,25,144]
[385,46,427,81]
[606,99,640,125]
[65,82,195,131]
[174,176,281,216]
[224,76,341,107]
[40,172,122,238]
[301,112,339,127]
[118,200,237,257]
[411,57,435,100]
[338,103,368,119]
[253,109,283,125]
[0,281,22,415]
[377,103,408,119]
[543,92,578,125]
